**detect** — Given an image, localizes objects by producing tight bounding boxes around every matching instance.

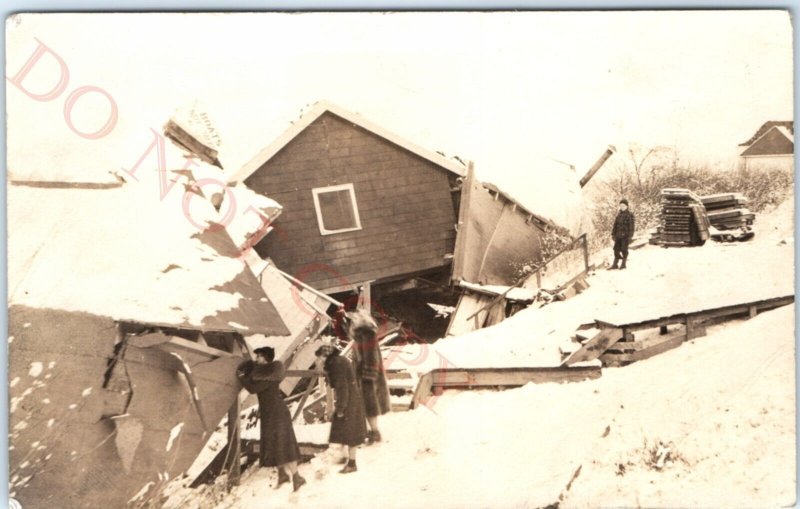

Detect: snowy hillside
[165,304,794,509]
[383,198,794,373]
[164,200,794,509]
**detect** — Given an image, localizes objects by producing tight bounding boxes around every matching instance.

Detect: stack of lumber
[656,188,709,247]
[700,193,755,230]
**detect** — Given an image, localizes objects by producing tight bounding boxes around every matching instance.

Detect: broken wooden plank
[445,292,491,336]
[409,370,435,410]
[411,366,601,408]
[561,328,623,366]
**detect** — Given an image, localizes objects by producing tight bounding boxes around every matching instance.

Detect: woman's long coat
[324,354,367,447]
[237,359,301,467]
[352,339,391,417]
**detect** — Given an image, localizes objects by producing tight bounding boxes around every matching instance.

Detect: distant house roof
[8,168,290,336]
[775,126,794,144]
[229,100,467,184]
[739,121,794,146]
[739,123,794,157]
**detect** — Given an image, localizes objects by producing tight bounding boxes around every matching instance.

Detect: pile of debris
[700,193,755,242]
[653,188,710,247]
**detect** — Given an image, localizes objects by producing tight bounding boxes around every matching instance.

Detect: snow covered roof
[228,100,467,184]
[8,168,290,336]
[738,124,795,157]
[775,126,794,144]
[738,121,794,146]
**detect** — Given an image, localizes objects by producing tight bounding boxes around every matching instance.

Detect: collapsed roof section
[8,154,290,336]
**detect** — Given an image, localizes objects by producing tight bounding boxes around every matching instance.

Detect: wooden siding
[245,112,458,291]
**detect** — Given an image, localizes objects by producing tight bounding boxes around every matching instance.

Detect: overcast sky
[5,11,794,222]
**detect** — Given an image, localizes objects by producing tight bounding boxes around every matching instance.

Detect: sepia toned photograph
[5,10,795,509]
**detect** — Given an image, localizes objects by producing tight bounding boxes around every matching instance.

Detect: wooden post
[659,325,668,335]
[292,376,318,422]
[358,281,372,311]
[225,395,241,489]
[748,305,758,319]
[451,161,475,283]
[685,316,707,340]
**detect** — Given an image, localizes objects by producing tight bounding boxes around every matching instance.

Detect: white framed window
[311,183,363,235]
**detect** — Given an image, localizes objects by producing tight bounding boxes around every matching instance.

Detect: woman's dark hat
[253,346,275,357]
[314,344,337,357]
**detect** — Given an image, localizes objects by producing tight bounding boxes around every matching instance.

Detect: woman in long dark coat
[348,312,391,444]
[237,347,306,491]
[315,344,367,473]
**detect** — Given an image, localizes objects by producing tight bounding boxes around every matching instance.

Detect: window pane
[318,189,356,231]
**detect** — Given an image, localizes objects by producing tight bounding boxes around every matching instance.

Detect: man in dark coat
[315,344,367,474]
[347,310,391,445]
[611,198,635,270]
[237,347,306,491]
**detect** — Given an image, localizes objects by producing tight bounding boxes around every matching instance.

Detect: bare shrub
[586,145,794,250]
[510,223,575,283]
[640,438,689,471]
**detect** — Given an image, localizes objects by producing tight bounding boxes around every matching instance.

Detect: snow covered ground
[384,199,794,373]
[164,200,794,508]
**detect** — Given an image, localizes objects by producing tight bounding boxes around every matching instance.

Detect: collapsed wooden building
[226,101,597,340]
[7,156,296,508]
[8,99,615,504]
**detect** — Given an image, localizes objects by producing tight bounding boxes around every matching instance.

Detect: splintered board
[561,327,624,366]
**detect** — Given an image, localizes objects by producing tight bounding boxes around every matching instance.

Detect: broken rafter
[276,268,344,308]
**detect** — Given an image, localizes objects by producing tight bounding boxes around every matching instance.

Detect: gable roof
[8,168,290,336]
[775,126,794,144]
[229,100,467,184]
[739,121,794,146]
[739,124,794,157]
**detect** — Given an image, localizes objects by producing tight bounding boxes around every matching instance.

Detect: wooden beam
[600,334,685,364]
[579,145,616,188]
[430,367,602,387]
[276,267,344,307]
[358,281,373,310]
[411,366,601,408]
[561,328,623,366]
[292,376,318,422]
[595,294,793,331]
[225,397,241,489]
